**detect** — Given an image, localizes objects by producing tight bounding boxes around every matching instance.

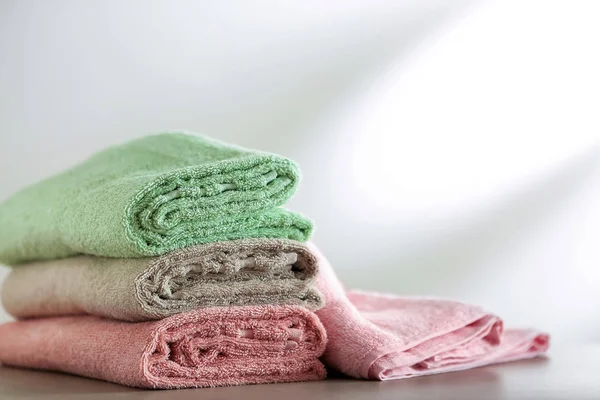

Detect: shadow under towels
[0,306,327,389]
[2,239,323,321]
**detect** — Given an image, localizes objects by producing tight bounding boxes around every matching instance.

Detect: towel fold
[0,133,312,265]
[2,239,323,321]
[0,305,327,388]
[309,243,549,379]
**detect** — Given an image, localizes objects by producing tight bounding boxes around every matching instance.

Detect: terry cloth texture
[2,239,323,321]
[0,132,312,265]
[308,243,550,380]
[0,305,327,389]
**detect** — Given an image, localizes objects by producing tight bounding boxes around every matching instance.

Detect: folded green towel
[0,133,312,265]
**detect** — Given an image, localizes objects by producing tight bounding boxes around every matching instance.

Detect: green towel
[0,133,312,265]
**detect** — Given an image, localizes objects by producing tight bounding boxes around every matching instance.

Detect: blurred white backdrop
[1,0,599,344]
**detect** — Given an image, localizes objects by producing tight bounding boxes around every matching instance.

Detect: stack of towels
[0,133,549,389]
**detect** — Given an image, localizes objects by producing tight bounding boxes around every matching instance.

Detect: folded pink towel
[309,243,549,379]
[0,305,327,389]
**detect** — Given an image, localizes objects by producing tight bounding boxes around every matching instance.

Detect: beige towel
[1,239,322,322]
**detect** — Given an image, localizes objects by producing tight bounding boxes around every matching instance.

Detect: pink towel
[0,305,327,389]
[309,243,549,380]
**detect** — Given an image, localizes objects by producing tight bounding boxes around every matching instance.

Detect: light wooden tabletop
[0,345,598,400]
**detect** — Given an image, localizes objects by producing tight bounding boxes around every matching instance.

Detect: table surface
[1,346,598,400]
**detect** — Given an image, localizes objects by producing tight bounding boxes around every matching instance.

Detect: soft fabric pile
[0,132,549,389]
[2,238,323,321]
[0,133,311,264]
[0,306,326,388]
[309,243,549,379]
[0,133,326,389]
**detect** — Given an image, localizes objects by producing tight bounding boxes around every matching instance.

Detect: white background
[1,0,599,344]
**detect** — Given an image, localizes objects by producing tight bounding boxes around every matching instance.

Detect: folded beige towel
[1,239,322,322]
